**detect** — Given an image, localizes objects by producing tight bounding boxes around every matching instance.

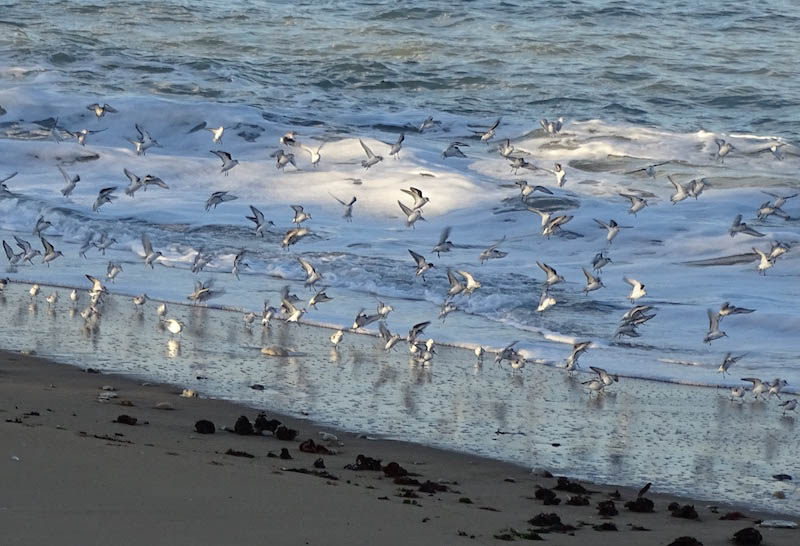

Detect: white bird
[704,309,727,344]
[398,200,425,228]
[432,226,454,257]
[330,195,356,222]
[86,103,117,119]
[474,346,485,360]
[281,227,310,249]
[106,262,123,282]
[565,341,592,372]
[409,249,434,280]
[442,141,469,159]
[157,302,167,317]
[291,205,312,224]
[536,290,556,312]
[741,377,767,399]
[205,125,224,143]
[359,139,383,169]
[400,187,429,209]
[92,187,117,212]
[779,399,798,415]
[582,268,604,293]
[668,175,689,204]
[123,168,145,197]
[40,237,63,266]
[57,166,80,198]
[730,386,745,402]
[302,142,323,166]
[141,234,164,268]
[752,247,774,275]
[376,300,393,319]
[456,270,481,295]
[515,180,553,201]
[620,193,648,215]
[245,205,273,237]
[133,293,148,310]
[282,298,305,323]
[715,139,734,163]
[29,283,40,299]
[330,329,343,347]
[379,322,402,352]
[46,292,58,306]
[69,289,79,305]
[298,257,323,286]
[718,302,755,318]
[308,289,333,309]
[389,133,404,158]
[624,277,646,302]
[164,318,184,337]
[210,150,239,175]
[537,261,564,286]
[540,163,567,187]
[439,301,458,321]
[70,127,107,146]
[717,353,742,375]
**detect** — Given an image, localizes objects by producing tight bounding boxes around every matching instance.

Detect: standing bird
[164,318,184,337]
[359,139,383,169]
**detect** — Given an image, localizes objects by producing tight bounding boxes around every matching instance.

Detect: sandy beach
[1,350,796,546]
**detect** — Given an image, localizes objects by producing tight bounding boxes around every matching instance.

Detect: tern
[40,237,63,266]
[537,261,564,286]
[205,191,238,211]
[473,118,500,142]
[620,193,648,215]
[478,237,507,264]
[398,200,425,228]
[442,141,468,159]
[539,117,564,136]
[245,205,273,237]
[715,139,734,163]
[330,194,356,222]
[141,234,163,268]
[302,143,323,166]
[14,236,41,264]
[729,215,765,238]
[741,378,767,399]
[389,133,404,158]
[515,180,553,201]
[359,139,383,169]
[536,290,556,312]
[582,268,604,293]
[272,149,297,170]
[308,289,333,309]
[298,257,323,286]
[92,187,117,212]
[667,175,689,204]
[704,309,727,343]
[625,162,668,179]
[624,277,646,302]
[232,250,248,280]
[291,205,312,224]
[432,226,454,257]
[409,249,434,280]
[210,150,239,175]
[281,227,310,249]
[401,187,429,209]
[87,103,117,119]
[57,166,80,197]
[106,262,123,282]
[752,247,774,275]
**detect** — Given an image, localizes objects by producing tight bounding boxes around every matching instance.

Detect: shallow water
[1,285,797,514]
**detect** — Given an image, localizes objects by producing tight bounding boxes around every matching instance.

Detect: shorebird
[379,322,402,352]
[624,277,646,302]
[582,268,604,293]
[87,103,117,119]
[308,289,333,309]
[57,166,80,197]
[717,353,743,376]
[779,399,798,415]
[70,289,78,305]
[768,379,788,400]
[442,141,468,159]
[210,150,239,175]
[729,215,765,238]
[359,139,383,169]
[511,158,539,175]
[205,191,238,211]
[498,139,517,158]
[272,149,297,170]
[718,302,755,319]
[330,329,343,347]
[86,275,108,297]
[456,270,481,295]
[592,251,612,272]
[540,163,567,187]
[446,269,465,298]
[0,171,17,194]
[282,298,306,323]
[667,175,689,204]
[93,233,116,255]
[187,279,223,304]
[537,261,564,286]
[157,302,167,318]
[620,193,648,215]
[190,249,211,274]
[741,377,767,399]
[123,168,144,197]
[473,118,500,142]
[494,341,519,365]
[583,379,605,395]
[762,191,797,209]
[769,241,790,261]
[565,341,591,372]
[432,226,454,257]
[389,133,404,158]
[594,219,627,244]
[32,216,52,237]
[515,180,553,201]
[591,366,619,386]
[715,139,734,163]
[540,117,564,136]
[704,309,727,344]
[92,187,117,212]
[46,292,58,306]
[398,200,425,228]
[132,293,148,310]
[419,117,437,132]
[164,318,184,337]
[141,234,164,268]
[351,308,381,330]
[128,123,161,155]
[298,257,322,286]
[536,290,556,312]
[14,236,41,264]
[625,162,669,179]
[142,175,169,192]
[330,194,357,222]
[401,187,429,209]
[40,237,63,266]
[29,283,39,299]
[730,386,745,402]
[0,278,8,292]
[687,178,709,199]
[409,249,434,280]
[291,205,312,224]
[232,250,248,280]
[3,240,22,265]
[302,143,323,166]
[205,125,224,143]
[70,127,106,146]
[406,321,430,344]
[376,300,393,319]
[755,200,789,221]
[281,227,310,249]
[439,301,458,322]
[245,205,273,237]
[752,247,774,275]
[478,237,507,264]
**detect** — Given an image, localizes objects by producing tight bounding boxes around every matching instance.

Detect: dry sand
[0,350,796,546]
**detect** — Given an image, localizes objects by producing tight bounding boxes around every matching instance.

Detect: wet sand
[1,350,796,545]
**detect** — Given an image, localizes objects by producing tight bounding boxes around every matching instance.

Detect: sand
[0,350,796,546]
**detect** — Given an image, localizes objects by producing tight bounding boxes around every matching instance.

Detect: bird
[582,379,605,395]
[591,366,619,386]
[164,318,184,337]
[456,270,481,295]
[330,329,343,347]
[620,193,648,215]
[515,180,553,201]
[474,346,485,360]
[718,302,755,319]
[141,234,163,268]
[123,168,145,197]
[687,178,709,199]
[376,300,393,319]
[442,141,469,159]
[71,127,107,146]
[143,175,169,192]
[446,269,465,298]
[400,187,429,209]
[729,215,765,238]
[494,341,519,365]
[389,133,404,158]
[40,237,63,266]
[478,237,508,264]
[593,219,627,244]
[308,289,333,309]
[298,257,323,286]
[536,290,556,312]
[232,250,248,280]
[565,341,592,372]
[667,175,689,204]
[157,302,167,318]
[69,289,78,305]
[187,279,223,304]
[540,163,567,187]
[409,249,434,280]
[768,378,788,400]
[539,117,564,136]
[359,139,383,169]
[473,118,500,142]
[715,139,734,163]
[282,297,306,323]
[32,216,52,237]
[86,103,117,119]
[717,353,743,376]
[730,386,746,402]
[14,236,41,264]
[280,131,299,147]
[379,322,402,352]
[351,308,381,330]
[582,268,604,293]
[281,227,310,249]
[330,194,357,222]
[92,187,117,212]
[210,150,239,175]
[741,378,768,399]
[432,226,454,257]
[439,301,458,322]
[205,191,238,211]
[0,171,18,194]
[301,143,323,166]
[762,191,797,209]
[778,399,798,415]
[272,149,297,170]
[624,277,646,302]
[291,205,312,224]
[704,309,727,344]
[592,252,612,272]
[245,205,273,237]
[537,261,564,286]
[0,278,8,292]
[625,162,668,179]
[132,293,148,310]
[46,292,58,306]
[127,123,161,155]
[752,247,774,275]
[205,125,224,143]
[57,166,80,197]
[29,283,40,299]
[398,200,425,228]
[93,233,116,255]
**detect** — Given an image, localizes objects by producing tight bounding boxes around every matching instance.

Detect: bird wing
[537,261,555,276]
[210,150,232,162]
[291,205,304,213]
[456,270,474,284]
[329,193,347,206]
[378,322,392,342]
[359,139,375,159]
[123,168,139,184]
[398,200,414,216]
[248,205,264,223]
[3,240,14,259]
[298,257,314,276]
[437,226,452,246]
[40,237,54,254]
[623,277,640,288]
[582,267,595,282]
[489,118,501,131]
[408,249,425,267]
[707,309,719,330]
[13,235,31,252]
[593,218,610,229]
[142,234,153,255]
[102,104,118,113]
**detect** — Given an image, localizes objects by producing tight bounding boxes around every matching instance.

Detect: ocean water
[1,0,799,510]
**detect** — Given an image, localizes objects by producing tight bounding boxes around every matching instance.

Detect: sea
[1,0,799,514]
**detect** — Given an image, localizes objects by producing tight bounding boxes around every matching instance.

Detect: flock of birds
[0,103,797,415]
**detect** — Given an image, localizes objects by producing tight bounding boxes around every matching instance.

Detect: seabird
[272,149,297,170]
[132,293,148,310]
[779,399,798,415]
[57,166,80,197]
[86,103,117,119]
[330,329,343,347]
[752,247,774,275]
[14,236,41,264]
[592,251,612,271]
[92,187,117,212]
[205,125,224,143]
[494,340,519,365]
[143,175,169,192]
[741,378,767,399]
[232,250,248,280]
[729,215,765,238]
[308,289,333,309]
[205,191,238,211]
[717,353,743,376]
[280,131,299,147]
[359,139,383,169]
[473,118,500,142]
[704,309,727,343]
[446,269,465,298]
[668,175,689,204]
[536,290,556,312]
[330,194,356,222]
[123,168,144,197]
[245,205,273,237]
[540,163,567,187]
[718,302,754,318]
[515,180,552,201]
[409,249,434,280]
[456,270,481,295]
[715,139,734,163]
[582,379,605,395]
[301,143,323,166]
[106,262,123,282]
[32,216,52,237]
[379,322,402,352]
[590,366,619,386]
[46,292,58,306]
[565,341,591,372]
[768,378,788,400]
[539,117,564,136]
[419,117,437,132]
[730,386,746,402]
[93,232,116,255]
[687,178,709,199]
[432,226,454,257]
[210,150,239,175]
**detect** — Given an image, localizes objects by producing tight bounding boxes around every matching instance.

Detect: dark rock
[233,415,254,435]
[345,454,382,471]
[253,412,270,434]
[772,474,792,481]
[625,497,655,513]
[671,504,699,520]
[555,476,588,494]
[419,481,448,494]
[597,500,618,517]
[284,467,339,480]
[609,489,621,499]
[195,419,215,434]
[299,439,331,454]
[225,448,254,458]
[528,513,561,527]
[274,425,298,441]
[279,448,292,460]
[667,537,703,546]
[398,488,420,498]
[394,476,421,486]
[593,522,617,531]
[732,527,762,545]
[85,368,100,374]
[261,418,281,433]
[249,384,265,391]
[534,486,559,505]
[267,451,277,458]
[668,501,680,512]
[566,495,590,506]
[720,511,747,520]
[383,461,408,477]
[114,415,137,425]
[313,457,325,469]
[459,497,473,504]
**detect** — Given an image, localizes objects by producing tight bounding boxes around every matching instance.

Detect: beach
[1,350,797,545]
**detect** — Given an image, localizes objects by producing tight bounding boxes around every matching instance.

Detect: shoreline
[1,349,797,545]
